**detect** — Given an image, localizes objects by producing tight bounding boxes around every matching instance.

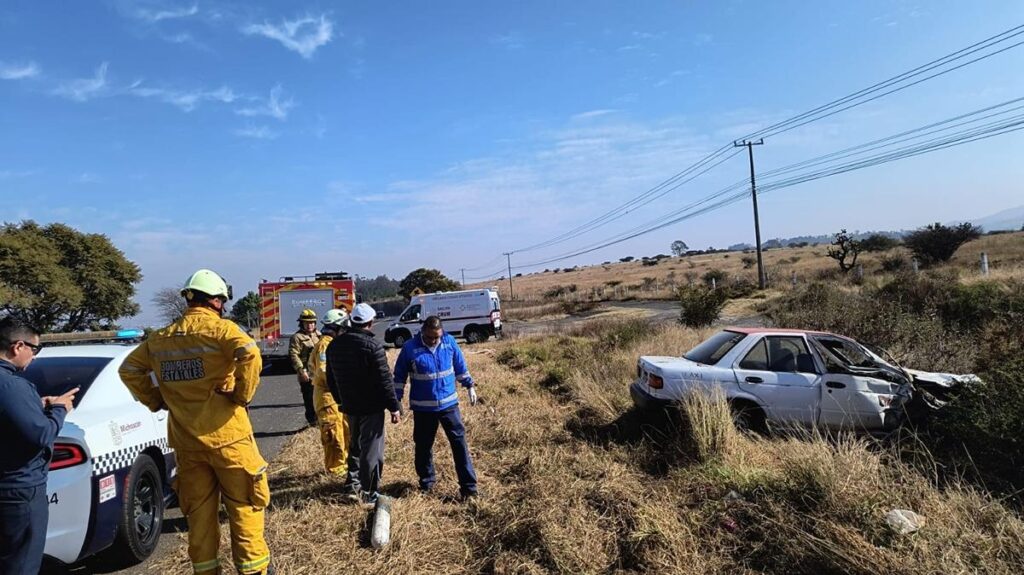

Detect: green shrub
[880,254,908,272]
[904,222,981,265]
[677,285,727,327]
[701,269,727,286]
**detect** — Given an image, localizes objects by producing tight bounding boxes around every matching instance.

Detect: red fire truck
[256,272,357,360]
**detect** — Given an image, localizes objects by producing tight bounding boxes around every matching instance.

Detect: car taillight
[50,443,87,471]
[648,374,664,389]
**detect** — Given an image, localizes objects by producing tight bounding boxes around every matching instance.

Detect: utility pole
[460,268,466,287]
[502,252,514,300]
[735,139,766,289]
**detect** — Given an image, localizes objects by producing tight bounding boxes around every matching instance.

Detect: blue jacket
[394,333,474,412]
[0,359,67,489]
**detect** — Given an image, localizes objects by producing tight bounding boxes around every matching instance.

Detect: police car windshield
[22,357,111,408]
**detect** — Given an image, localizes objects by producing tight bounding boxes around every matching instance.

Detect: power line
[745,24,1024,140]
[510,103,1024,270]
[462,23,1024,273]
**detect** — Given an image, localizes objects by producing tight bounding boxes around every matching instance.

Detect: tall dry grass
[149,319,1024,574]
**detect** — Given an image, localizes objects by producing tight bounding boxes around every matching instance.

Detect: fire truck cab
[256,272,357,360]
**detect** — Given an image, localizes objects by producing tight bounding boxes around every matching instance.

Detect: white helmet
[322,308,349,328]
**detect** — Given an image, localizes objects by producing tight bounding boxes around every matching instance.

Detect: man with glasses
[393,315,479,500]
[0,317,77,574]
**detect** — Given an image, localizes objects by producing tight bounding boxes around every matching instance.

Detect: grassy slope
[151,322,1024,574]
[475,231,1024,305]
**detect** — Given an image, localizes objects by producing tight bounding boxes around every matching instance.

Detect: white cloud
[0,61,40,80]
[693,33,713,46]
[130,83,240,111]
[571,109,617,121]
[235,84,294,120]
[234,125,278,140]
[243,14,334,59]
[53,62,109,101]
[75,172,101,184]
[492,32,526,50]
[134,3,198,23]
[0,169,37,179]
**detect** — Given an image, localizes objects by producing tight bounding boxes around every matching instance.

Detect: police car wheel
[113,455,164,562]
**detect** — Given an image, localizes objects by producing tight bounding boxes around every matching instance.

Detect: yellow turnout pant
[314,387,349,475]
[174,436,271,574]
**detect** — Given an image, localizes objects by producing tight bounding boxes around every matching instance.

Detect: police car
[23,334,175,567]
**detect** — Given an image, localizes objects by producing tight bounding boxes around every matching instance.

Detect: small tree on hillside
[398,268,460,299]
[826,229,862,273]
[670,240,689,257]
[904,222,982,265]
[859,233,900,252]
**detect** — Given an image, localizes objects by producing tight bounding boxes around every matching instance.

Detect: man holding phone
[0,317,77,575]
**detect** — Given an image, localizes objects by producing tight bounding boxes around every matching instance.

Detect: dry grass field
[477,231,1024,305]
[150,320,1024,574]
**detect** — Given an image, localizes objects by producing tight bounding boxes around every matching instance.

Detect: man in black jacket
[325,303,400,504]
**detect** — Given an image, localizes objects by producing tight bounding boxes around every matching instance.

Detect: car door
[812,336,893,431]
[734,335,822,427]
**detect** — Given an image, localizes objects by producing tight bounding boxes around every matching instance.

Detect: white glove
[468,387,478,406]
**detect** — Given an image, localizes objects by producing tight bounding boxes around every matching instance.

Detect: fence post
[791,270,797,287]
[912,258,920,274]
[855,264,864,282]
[711,278,717,290]
[981,252,989,276]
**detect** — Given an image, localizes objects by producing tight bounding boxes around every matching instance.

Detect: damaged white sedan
[630,327,978,433]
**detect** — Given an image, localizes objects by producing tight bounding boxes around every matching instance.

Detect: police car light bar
[116,329,144,339]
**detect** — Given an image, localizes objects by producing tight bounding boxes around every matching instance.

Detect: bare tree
[152,287,186,325]
[826,229,863,273]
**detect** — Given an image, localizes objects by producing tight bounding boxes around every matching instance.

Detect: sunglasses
[17,341,43,355]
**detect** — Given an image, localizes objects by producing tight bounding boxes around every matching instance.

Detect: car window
[739,336,816,373]
[766,336,814,373]
[684,331,746,365]
[816,337,875,368]
[22,356,112,408]
[491,298,500,312]
[739,339,769,370]
[401,304,421,322]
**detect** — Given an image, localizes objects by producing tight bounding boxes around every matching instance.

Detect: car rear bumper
[630,381,672,409]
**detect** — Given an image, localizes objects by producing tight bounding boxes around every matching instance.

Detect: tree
[859,233,900,252]
[398,268,460,299]
[904,222,982,265]
[619,256,634,263]
[0,221,141,331]
[670,240,689,257]
[152,287,187,325]
[355,274,401,301]
[826,229,862,273]
[229,291,261,330]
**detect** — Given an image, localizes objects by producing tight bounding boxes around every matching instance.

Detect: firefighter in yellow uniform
[289,309,320,427]
[119,269,271,575]
[308,308,350,474]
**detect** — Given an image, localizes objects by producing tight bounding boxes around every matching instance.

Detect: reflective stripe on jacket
[394,333,473,412]
[119,306,262,451]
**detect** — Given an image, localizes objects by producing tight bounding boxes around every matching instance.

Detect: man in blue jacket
[0,318,77,574]
[393,315,478,499]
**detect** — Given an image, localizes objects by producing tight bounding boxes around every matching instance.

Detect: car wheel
[393,333,407,348]
[464,328,482,344]
[730,402,767,435]
[113,455,164,563]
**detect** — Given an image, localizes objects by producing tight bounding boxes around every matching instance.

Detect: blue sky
[2,1,1023,325]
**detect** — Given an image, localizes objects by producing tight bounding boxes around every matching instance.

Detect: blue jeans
[0,484,48,575]
[413,406,477,494]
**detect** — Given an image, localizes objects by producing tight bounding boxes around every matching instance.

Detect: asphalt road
[43,368,310,575]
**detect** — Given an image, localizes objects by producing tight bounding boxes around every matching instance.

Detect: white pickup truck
[630,327,977,433]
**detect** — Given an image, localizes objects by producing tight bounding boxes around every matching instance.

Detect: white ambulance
[384,288,502,348]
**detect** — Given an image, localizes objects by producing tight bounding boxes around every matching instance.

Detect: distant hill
[971,205,1024,232]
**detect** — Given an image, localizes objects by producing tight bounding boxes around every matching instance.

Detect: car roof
[38,344,137,359]
[724,327,840,337]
